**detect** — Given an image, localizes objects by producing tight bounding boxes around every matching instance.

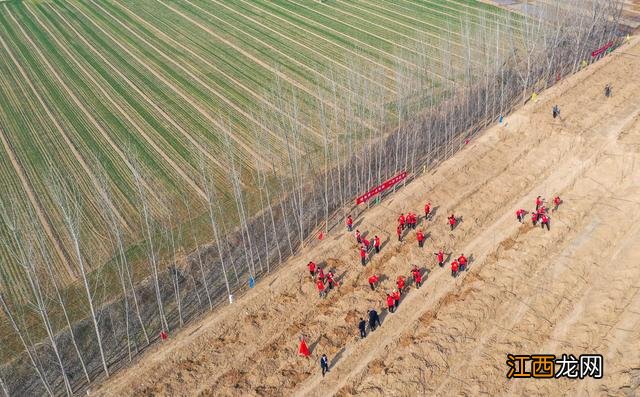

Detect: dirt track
[95,37,640,396]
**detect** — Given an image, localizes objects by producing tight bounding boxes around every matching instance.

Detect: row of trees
[0,1,623,395]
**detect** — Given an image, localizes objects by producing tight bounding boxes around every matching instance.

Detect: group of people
[307,201,466,375]
[515,195,562,231]
[308,261,338,298]
[355,230,381,266]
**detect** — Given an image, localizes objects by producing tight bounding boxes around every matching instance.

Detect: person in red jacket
[535,196,543,211]
[317,279,326,298]
[411,265,422,288]
[392,290,401,309]
[386,293,395,313]
[360,246,367,266]
[416,229,425,247]
[346,215,353,232]
[537,205,547,217]
[448,214,457,231]
[398,213,406,230]
[368,274,379,291]
[355,229,362,244]
[317,267,325,283]
[308,261,316,278]
[424,202,431,220]
[326,271,336,290]
[362,238,371,252]
[531,212,539,226]
[458,254,468,272]
[434,250,445,267]
[407,213,415,229]
[516,209,525,223]
[397,276,406,294]
[451,260,459,277]
[397,225,403,242]
[540,214,550,231]
[553,196,562,211]
[374,235,381,253]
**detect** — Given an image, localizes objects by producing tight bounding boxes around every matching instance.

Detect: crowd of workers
[303,191,564,375]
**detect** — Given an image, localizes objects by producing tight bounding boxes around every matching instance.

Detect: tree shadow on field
[336,271,348,285]
[445,252,453,264]
[309,335,322,354]
[353,218,364,229]
[430,205,440,220]
[361,230,369,240]
[380,236,391,251]
[467,254,475,271]
[379,307,391,324]
[330,347,346,368]
[377,274,389,284]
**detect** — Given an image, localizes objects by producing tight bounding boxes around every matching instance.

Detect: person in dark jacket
[358,318,367,338]
[320,354,329,377]
[368,308,381,331]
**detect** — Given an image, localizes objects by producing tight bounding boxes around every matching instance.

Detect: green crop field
[0,0,518,292]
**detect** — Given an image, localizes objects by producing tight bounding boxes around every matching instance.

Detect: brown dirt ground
[94,37,640,396]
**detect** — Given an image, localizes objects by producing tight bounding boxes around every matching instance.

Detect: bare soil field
[94,37,640,397]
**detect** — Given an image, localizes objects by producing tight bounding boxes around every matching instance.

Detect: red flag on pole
[299,338,310,357]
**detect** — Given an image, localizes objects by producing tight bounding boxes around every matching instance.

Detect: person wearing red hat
[553,196,562,211]
[360,246,367,266]
[346,215,353,232]
[451,260,459,277]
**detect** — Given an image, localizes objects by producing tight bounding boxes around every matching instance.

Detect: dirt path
[95,37,640,396]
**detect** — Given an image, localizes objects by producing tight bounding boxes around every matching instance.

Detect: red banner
[591,41,613,58]
[356,171,407,205]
